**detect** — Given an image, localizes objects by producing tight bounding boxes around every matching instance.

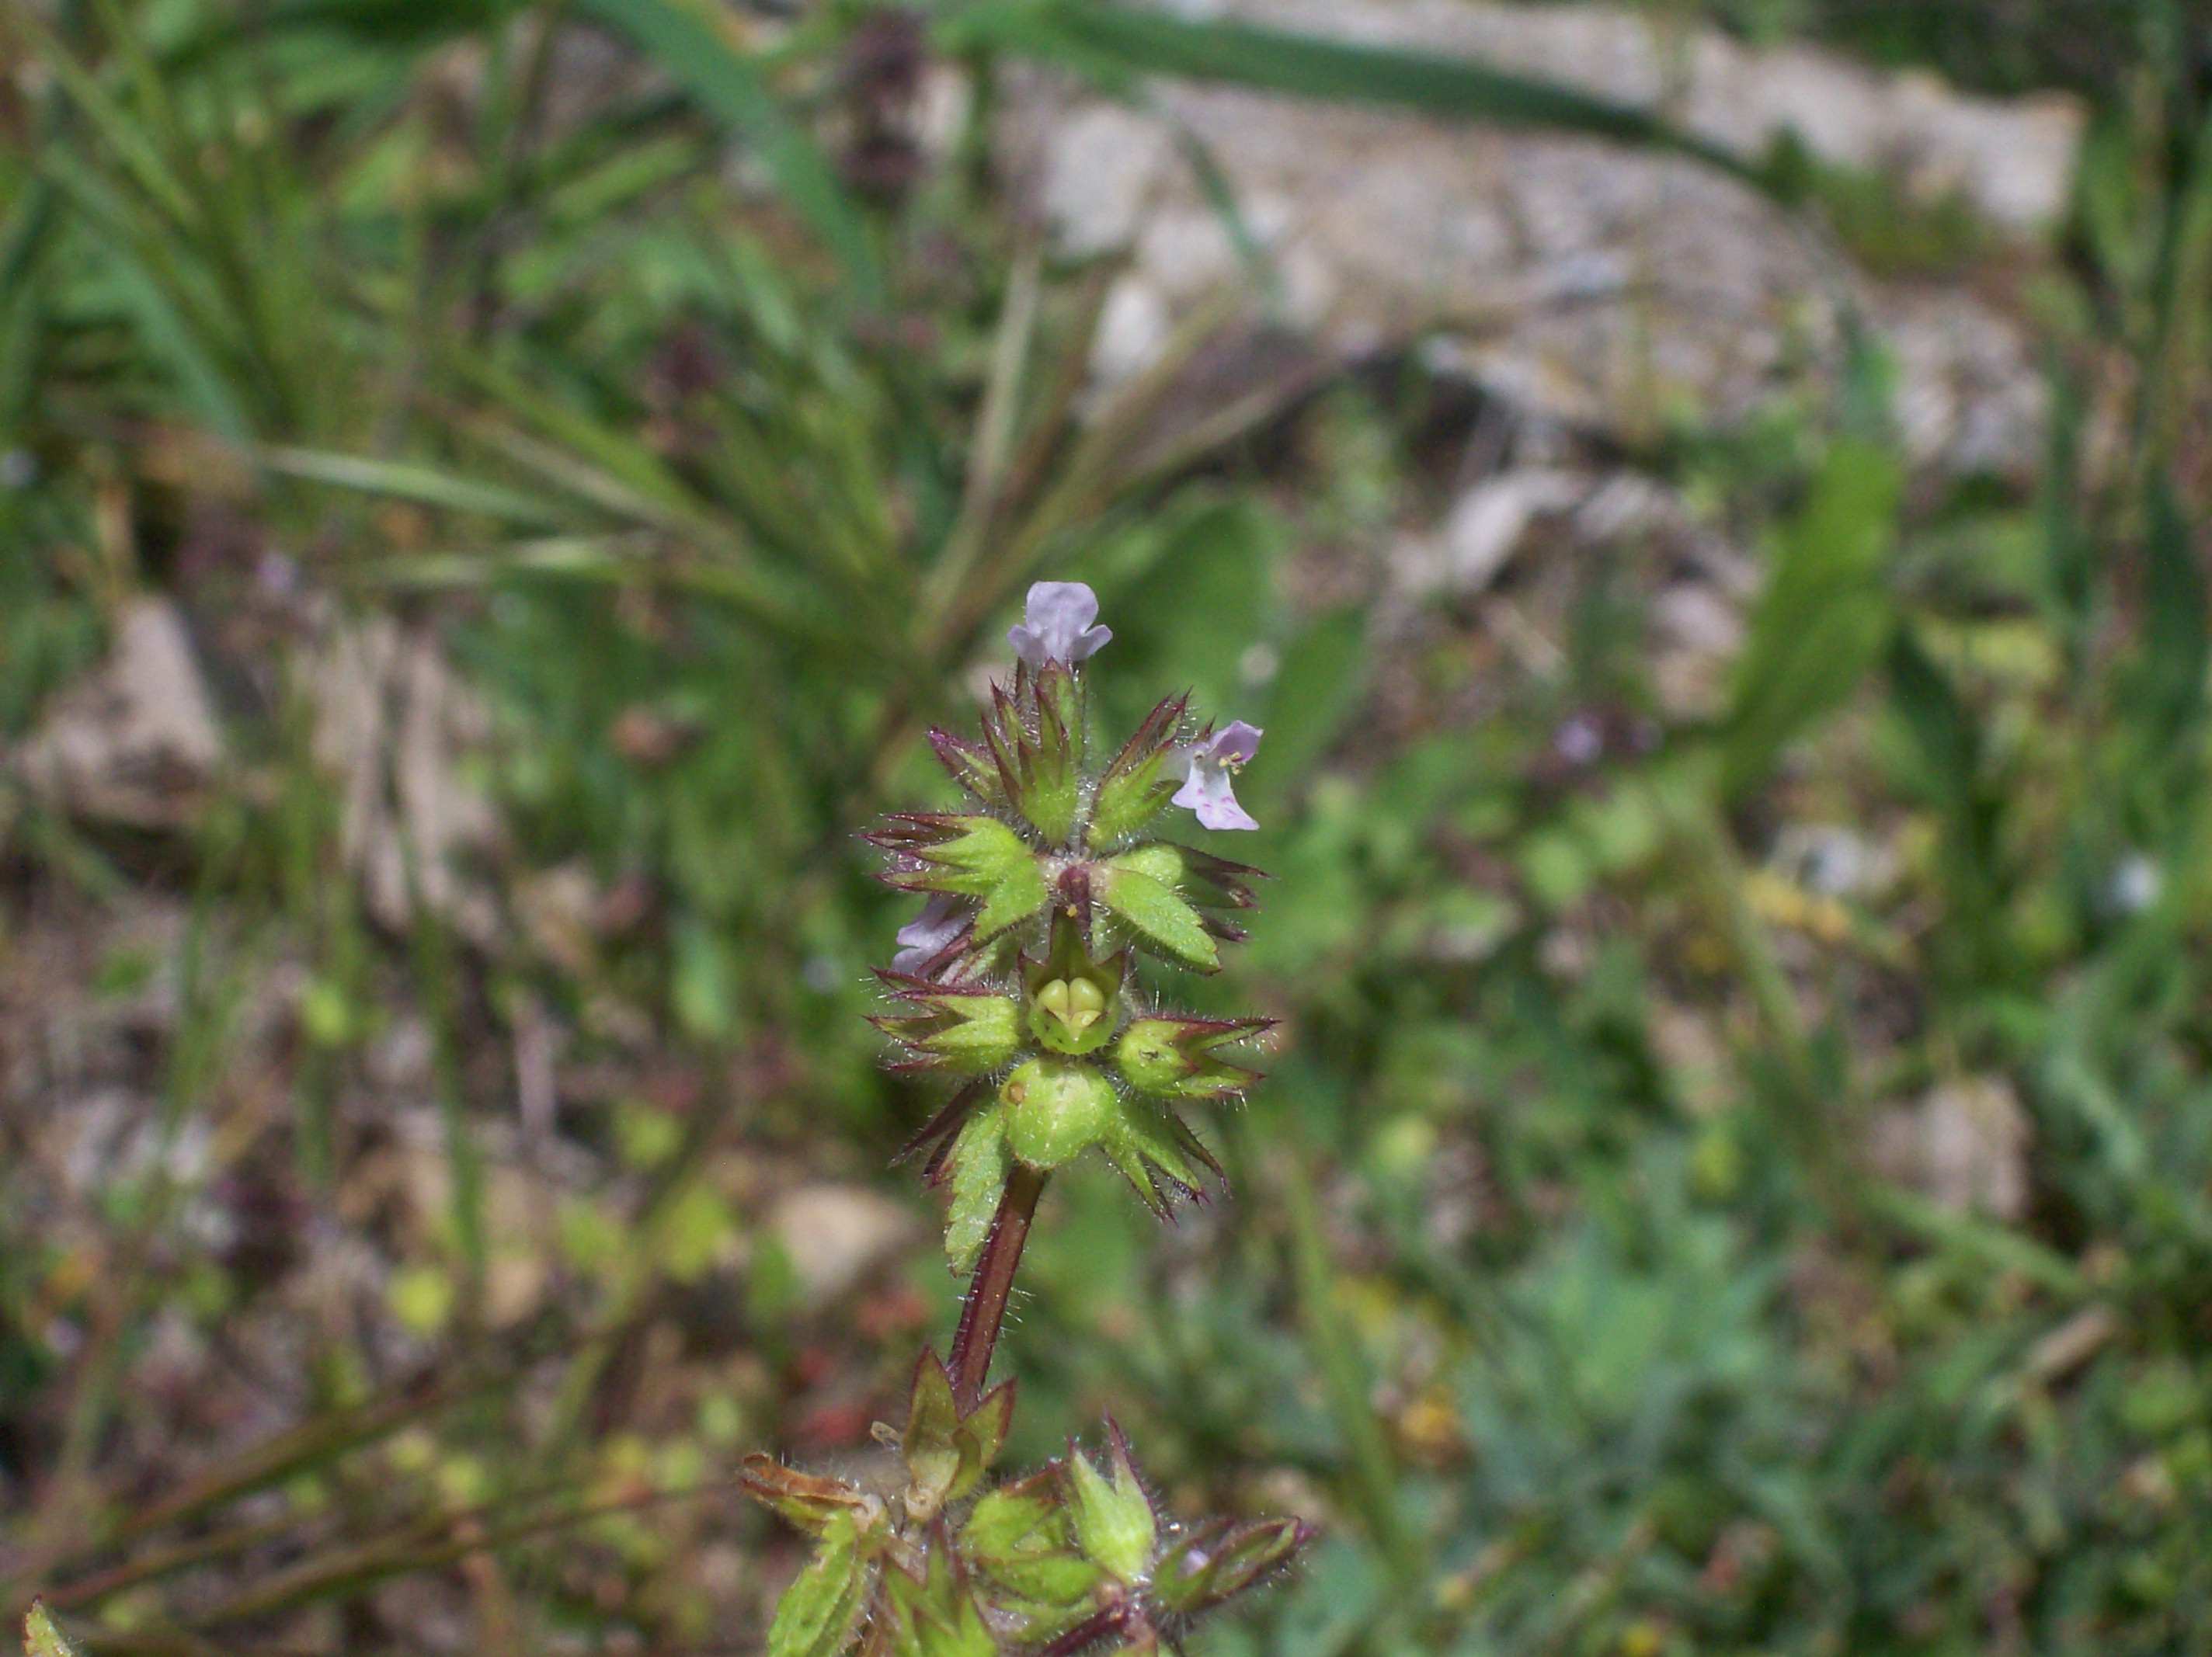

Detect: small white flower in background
[2107,853,2161,916]
[892,892,971,974]
[1009,582,1112,668]
[1168,721,1263,832]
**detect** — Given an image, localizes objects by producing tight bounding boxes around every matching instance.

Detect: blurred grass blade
[40,1516,298,1614]
[2137,478,2207,755]
[15,6,198,231]
[928,247,1044,617]
[259,446,574,526]
[102,1361,523,1550]
[1249,605,1367,810]
[940,1,1754,182]
[442,346,718,523]
[2138,106,2212,470]
[2036,356,2094,677]
[178,1485,700,1631]
[1721,439,1902,798]
[1275,1138,1428,1600]
[572,0,882,302]
[1887,624,2005,981]
[1862,1185,2085,1300]
[1885,627,1979,841]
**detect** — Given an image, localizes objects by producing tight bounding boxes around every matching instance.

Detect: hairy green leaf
[1096,857,1218,971]
[767,1515,871,1657]
[944,1106,1010,1275]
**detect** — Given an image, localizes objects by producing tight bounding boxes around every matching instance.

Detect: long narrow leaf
[259,446,576,526]
[941,2,1755,183]
[1721,439,1903,798]
[572,0,882,301]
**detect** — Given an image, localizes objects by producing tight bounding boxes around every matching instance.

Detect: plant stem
[948,1165,1047,1409]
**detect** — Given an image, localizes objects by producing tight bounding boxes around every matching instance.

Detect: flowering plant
[741,582,1308,1654]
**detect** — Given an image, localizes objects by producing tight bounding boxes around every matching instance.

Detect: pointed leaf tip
[25,1605,85,1657]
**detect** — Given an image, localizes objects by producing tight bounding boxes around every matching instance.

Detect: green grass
[3,3,2212,1655]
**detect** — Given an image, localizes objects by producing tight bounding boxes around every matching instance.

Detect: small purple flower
[1009,582,1112,668]
[892,893,972,975]
[1168,721,1263,832]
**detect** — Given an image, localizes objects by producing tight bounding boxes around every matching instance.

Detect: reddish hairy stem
[948,1164,1047,1410]
[1036,1604,1132,1655]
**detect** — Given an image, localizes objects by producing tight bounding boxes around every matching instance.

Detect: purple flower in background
[1169,721,1263,832]
[1009,582,1112,668]
[892,893,972,975]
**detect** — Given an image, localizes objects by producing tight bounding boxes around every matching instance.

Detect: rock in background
[1000,0,2082,478]
[15,599,225,830]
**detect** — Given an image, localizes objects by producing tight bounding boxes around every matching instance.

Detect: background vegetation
[3,0,2210,1652]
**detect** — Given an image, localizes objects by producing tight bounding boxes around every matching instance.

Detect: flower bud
[1112,1016,1271,1103]
[982,669,1083,844]
[1030,976,1111,1054]
[1153,1516,1313,1615]
[1066,1429,1157,1585]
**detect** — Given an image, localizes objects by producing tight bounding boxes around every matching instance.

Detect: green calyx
[1087,693,1188,847]
[876,1543,996,1657]
[1113,1016,1269,1102]
[932,662,1088,847]
[1001,1057,1118,1170]
[961,1472,1103,1638]
[1094,846,1219,973]
[1022,913,1125,1056]
[1066,1439,1158,1584]
[26,1605,85,1657]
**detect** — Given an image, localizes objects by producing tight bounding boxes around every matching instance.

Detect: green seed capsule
[1029,973,1115,1055]
[1002,1056,1118,1169]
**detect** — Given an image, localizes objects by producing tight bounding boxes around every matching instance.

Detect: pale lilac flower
[1009,582,1111,668]
[1168,721,1263,832]
[892,893,971,974]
